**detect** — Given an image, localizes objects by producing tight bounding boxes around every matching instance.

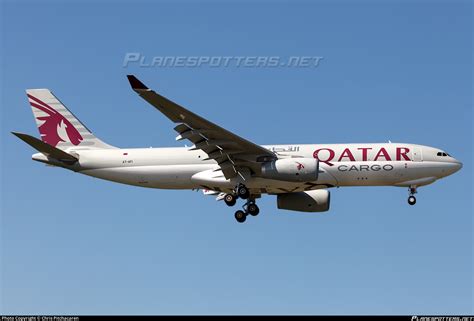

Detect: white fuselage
[34,143,462,194]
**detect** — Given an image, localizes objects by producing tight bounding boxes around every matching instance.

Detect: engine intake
[261,158,318,182]
[277,190,330,212]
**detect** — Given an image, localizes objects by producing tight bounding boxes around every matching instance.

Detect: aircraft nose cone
[447,160,463,175]
[453,160,463,173]
[440,160,462,177]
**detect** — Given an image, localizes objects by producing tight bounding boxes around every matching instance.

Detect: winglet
[127,75,149,90]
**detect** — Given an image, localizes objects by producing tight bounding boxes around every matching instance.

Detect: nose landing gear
[408,186,417,205]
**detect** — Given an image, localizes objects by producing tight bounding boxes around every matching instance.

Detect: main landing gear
[234,200,260,223]
[224,193,237,206]
[224,184,259,223]
[408,186,417,205]
[236,184,250,199]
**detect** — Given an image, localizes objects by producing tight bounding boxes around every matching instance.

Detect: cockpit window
[437,151,450,157]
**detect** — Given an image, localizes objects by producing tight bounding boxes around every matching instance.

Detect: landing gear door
[412,147,423,162]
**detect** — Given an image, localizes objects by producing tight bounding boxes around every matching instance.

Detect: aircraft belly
[190,167,338,194]
[80,164,213,189]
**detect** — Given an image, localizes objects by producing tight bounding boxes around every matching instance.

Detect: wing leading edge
[127,75,276,179]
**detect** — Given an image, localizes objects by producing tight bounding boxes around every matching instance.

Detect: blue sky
[1,0,472,315]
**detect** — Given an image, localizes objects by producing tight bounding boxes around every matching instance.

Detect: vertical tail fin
[26,89,115,150]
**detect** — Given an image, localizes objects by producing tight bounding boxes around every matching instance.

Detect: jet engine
[261,158,318,182]
[277,190,330,212]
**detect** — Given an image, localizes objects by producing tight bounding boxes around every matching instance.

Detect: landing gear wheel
[408,196,416,205]
[247,203,260,216]
[224,194,236,207]
[237,185,250,199]
[234,210,247,223]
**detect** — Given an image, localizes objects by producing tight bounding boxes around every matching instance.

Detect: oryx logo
[27,94,83,147]
[296,162,305,171]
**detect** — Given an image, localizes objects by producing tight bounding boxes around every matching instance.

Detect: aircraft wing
[127,75,276,179]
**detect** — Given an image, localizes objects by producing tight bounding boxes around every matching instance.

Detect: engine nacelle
[261,158,318,182]
[277,190,330,212]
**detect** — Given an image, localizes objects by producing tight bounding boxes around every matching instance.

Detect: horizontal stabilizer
[12,132,78,164]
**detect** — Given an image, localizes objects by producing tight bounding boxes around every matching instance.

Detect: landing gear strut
[408,186,417,205]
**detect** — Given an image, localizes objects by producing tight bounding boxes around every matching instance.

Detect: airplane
[13,75,463,223]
